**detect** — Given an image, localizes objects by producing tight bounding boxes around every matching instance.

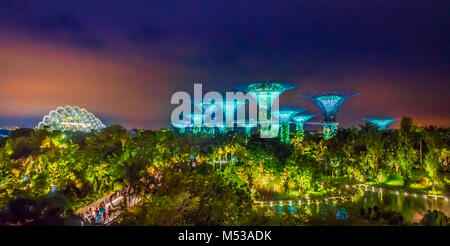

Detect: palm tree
[119,157,148,208]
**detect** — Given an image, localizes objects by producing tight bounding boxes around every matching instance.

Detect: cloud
[0,0,448,128]
[0,36,175,129]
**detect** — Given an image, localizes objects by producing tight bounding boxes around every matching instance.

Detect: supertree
[215,98,247,132]
[234,81,296,137]
[291,114,315,139]
[190,113,203,134]
[272,107,304,143]
[171,119,193,133]
[236,119,257,144]
[191,100,220,135]
[365,118,396,130]
[302,91,359,139]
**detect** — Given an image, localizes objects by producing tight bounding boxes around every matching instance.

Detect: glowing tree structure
[234,81,296,137]
[171,119,193,133]
[236,119,257,144]
[365,118,396,130]
[171,111,193,133]
[190,112,203,134]
[38,105,105,132]
[216,99,247,132]
[302,91,359,139]
[191,100,220,135]
[272,107,304,143]
[291,114,315,139]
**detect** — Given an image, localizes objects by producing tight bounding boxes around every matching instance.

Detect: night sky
[0,0,449,130]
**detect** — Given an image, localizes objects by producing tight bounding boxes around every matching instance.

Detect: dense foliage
[0,117,448,225]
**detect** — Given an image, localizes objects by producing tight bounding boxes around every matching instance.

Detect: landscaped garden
[0,118,448,225]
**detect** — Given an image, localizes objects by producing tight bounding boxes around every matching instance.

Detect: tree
[423,128,443,190]
[400,117,413,136]
[420,210,449,226]
[364,128,384,180]
[0,195,81,226]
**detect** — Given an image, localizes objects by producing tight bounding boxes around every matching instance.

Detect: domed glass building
[37,105,106,132]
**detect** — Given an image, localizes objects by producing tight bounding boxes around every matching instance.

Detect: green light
[191,114,202,134]
[204,127,215,135]
[323,122,338,139]
[171,120,192,133]
[215,99,247,131]
[236,120,257,144]
[280,123,290,143]
[234,81,296,137]
[272,108,304,143]
[295,123,305,139]
[249,92,280,135]
[292,114,315,139]
[217,125,226,134]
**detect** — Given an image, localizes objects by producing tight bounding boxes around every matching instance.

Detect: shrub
[420,210,449,226]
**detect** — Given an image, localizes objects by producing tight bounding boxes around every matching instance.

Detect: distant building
[37,105,106,132]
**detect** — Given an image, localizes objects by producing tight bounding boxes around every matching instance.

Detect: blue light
[288,205,296,212]
[336,208,348,220]
[50,186,57,193]
[302,92,359,122]
[365,118,396,130]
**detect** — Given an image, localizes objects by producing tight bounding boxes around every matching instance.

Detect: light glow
[365,118,396,130]
[38,105,105,132]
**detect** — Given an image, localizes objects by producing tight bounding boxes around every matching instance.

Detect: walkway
[76,188,142,225]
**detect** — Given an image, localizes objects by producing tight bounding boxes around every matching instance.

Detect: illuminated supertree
[190,112,203,134]
[236,119,257,144]
[365,118,396,130]
[191,100,219,135]
[171,119,193,133]
[234,81,296,137]
[272,107,304,143]
[302,91,359,139]
[291,114,315,139]
[203,120,219,134]
[215,98,247,132]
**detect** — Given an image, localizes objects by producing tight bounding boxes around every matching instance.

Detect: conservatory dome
[37,105,106,132]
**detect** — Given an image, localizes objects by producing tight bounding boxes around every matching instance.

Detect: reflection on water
[256,189,450,224]
[354,189,449,223]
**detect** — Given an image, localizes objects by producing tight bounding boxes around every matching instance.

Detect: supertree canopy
[272,107,304,143]
[302,92,359,122]
[292,114,315,124]
[38,105,105,132]
[234,81,296,137]
[365,118,396,130]
[273,107,305,124]
[215,98,247,131]
[191,100,220,134]
[302,91,359,139]
[291,114,315,139]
